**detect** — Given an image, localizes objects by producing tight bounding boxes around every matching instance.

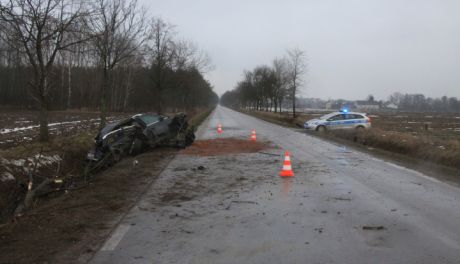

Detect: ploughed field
[368,112,460,140]
[0,110,129,149]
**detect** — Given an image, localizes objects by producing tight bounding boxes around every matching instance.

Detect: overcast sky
[141,0,460,100]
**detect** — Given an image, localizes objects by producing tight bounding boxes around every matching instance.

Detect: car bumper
[304,124,318,130]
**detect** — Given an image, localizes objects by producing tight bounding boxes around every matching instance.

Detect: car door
[326,114,345,130]
[349,114,367,128]
[342,114,358,129]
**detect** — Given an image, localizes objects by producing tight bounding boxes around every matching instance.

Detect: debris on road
[362,225,385,231]
[314,227,324,233]
[193,165,206,171]
[333,197,352,201]
[257,151,281,157]
[225,200,259,210]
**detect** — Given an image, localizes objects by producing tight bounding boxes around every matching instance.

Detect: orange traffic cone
[250,129,257,141]
[217,124,223,134]
[280,151,294,177]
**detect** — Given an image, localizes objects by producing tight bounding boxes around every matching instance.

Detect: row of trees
[0,0,218,141]
[278,94,460,113]
[388,93,460,112]
[220,48,306,117]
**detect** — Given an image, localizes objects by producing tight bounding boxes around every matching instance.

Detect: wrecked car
[85,113,194,173]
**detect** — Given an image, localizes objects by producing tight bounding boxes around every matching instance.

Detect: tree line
[220,48,306,117]
[0,0,218,141]
[387,93,460,112]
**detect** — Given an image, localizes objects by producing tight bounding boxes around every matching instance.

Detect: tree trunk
[100,67,109,128]
[292,90,296,118]
[123,68,132,112]
[67,64,71,109]
[38,73,49,142]
[39,103,49,142]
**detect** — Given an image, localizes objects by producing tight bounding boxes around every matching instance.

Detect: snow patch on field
[1,154,62,174]
[1,172,15,182]
[0,117,111,135]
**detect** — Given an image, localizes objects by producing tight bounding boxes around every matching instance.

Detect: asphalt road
[90,106,460,264]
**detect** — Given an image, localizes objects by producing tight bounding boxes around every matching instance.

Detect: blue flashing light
[341,108,349,113]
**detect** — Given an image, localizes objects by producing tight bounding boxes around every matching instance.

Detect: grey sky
[141,0,460,100]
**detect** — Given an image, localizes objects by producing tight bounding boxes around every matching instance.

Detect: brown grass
[330,128,460,169]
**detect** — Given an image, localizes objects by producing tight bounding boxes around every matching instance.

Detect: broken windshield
[137,115,162,125]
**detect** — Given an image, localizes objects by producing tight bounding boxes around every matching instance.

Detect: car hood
[99,122,120,137]
[306,118,322,123]
[96,117,136,140]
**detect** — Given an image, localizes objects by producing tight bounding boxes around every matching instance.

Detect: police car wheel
[317,126,326,132]
[356,126,365,132]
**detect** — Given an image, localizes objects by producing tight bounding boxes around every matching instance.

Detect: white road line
[100,224,131,251]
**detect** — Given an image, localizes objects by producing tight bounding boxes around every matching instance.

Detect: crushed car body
[85,113,194,173]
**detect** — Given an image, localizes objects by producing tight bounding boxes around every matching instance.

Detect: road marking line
[100,224,131,251]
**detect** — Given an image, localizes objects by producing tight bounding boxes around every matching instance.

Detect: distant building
[355,100,380,110]
[326,100,358,110]
[325,101,334,109]
[384,102,398,110]
[341,101,357,110]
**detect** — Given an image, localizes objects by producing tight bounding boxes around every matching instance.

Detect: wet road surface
[90,106,460,264]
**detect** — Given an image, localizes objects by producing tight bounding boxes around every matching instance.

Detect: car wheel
[317,126,326,132]
[356,126,365,132]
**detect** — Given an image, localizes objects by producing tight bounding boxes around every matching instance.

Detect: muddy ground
[0,149,176,264]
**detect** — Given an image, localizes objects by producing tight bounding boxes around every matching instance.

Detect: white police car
[304,110,371,132]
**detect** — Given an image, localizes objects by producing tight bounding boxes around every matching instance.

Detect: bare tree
[89,0,145,127]
[272,57,289,113]
[0,0,87,141]
[146,17,175,114]
[172,40,213,73]
[286,48,307,117]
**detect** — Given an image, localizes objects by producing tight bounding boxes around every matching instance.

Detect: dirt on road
[182,138,268,156]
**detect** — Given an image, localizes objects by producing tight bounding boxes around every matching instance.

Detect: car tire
[317,126,326,132]
[356,126,365,132]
